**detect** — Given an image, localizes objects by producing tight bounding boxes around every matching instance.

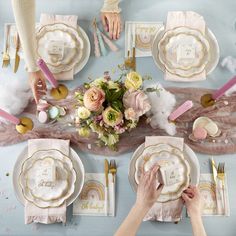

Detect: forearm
[11,0,39,72]
[114,203,149,236]
[101,0,121,13]
[190,215,207,236]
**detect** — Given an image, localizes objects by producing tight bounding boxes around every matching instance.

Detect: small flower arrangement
[74,71,151,150]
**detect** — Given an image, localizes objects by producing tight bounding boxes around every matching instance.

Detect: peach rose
[83,87,105,112]
[123,90,151,117]
[124,108,138,121]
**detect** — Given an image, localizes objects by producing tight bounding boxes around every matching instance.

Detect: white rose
[77,106,91,119]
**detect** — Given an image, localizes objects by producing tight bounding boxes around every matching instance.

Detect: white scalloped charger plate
[13,147,84,208]
[158,27,210,77]
[35,24,91,76]
[129,143,200,202]
[19,149,76,208]
[152,26,219,78]
[36,23,84,73]
[19,155,76,207]
[134,144,190,202]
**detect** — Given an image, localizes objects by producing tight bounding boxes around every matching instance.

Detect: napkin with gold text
[199,174,230,216]
[73,173,115,216]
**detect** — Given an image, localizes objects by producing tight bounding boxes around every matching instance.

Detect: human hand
[136,164,163,211]
[100,12,122,40]
[182,185,202,218]
[29,70,47,104]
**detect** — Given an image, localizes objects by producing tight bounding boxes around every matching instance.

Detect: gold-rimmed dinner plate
[36,23,84,74]
[19,154,76,207]
[134,144,190,202]
[128,143,200,202]
[13,147,84,208]
[152,26,220,78]
[157,27,210,77]
[35,23,90,76]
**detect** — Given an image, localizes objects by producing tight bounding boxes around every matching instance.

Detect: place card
[177,44,196,62]
[73,173,115,216]
[36,158,56,187]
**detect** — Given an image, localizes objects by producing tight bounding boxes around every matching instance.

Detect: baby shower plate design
[18,149,77,208]
[158,27,210,77]
[20,157,69,202]
[36,23,84,73]
[129,142,200,202]
[152,26,220,78]
[135,144,190,202]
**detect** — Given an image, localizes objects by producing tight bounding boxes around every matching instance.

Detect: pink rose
[123,90,151,117]
[83,87,105,112]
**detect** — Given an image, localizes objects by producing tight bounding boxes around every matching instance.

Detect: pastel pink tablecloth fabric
[25,139,70,224]
[40,14,78,81]
[143,136,184,222]
[164,11,206,82]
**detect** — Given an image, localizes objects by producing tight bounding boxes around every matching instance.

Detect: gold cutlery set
[104,159,117,216]
[211,157,227,214]
[2,24,21,72]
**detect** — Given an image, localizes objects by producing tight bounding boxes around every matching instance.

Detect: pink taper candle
[0,108,20,125]
[37,59,58,88]
[212,76,236,100]
[169,100,193,121]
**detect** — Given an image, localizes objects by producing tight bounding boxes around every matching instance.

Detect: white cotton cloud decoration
[146,83,177,135]
[0,71,32,123]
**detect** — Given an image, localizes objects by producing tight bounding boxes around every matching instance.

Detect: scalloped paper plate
[135,144,190,202]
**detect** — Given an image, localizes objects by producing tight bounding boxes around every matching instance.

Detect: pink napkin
[40,13,79,81]
[25,139,70,224]
[164,11,206,82]
[143,136,184,222]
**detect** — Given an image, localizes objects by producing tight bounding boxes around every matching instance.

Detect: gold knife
[104,159,109,215]
[211,157,217,185]
[14,33,20,73]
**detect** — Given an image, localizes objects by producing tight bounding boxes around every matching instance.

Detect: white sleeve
[101,0,121,13]
[11,0,39,72]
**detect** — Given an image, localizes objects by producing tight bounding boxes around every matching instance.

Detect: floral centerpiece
[74,71,151,150]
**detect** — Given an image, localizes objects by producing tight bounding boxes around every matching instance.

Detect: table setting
[0,0,236,235]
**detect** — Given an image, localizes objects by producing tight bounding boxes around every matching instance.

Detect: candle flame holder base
[15,117,34,134]
[50,84,69,100]
[200,94,216,108]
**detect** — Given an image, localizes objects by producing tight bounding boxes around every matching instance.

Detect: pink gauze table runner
[1,87,236,156]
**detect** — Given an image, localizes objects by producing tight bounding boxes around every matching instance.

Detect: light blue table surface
[0,0,236,235]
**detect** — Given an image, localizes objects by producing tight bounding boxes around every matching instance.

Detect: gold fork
[109,159,117,183]
[217,162,226,214]
[2,24,11,68]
